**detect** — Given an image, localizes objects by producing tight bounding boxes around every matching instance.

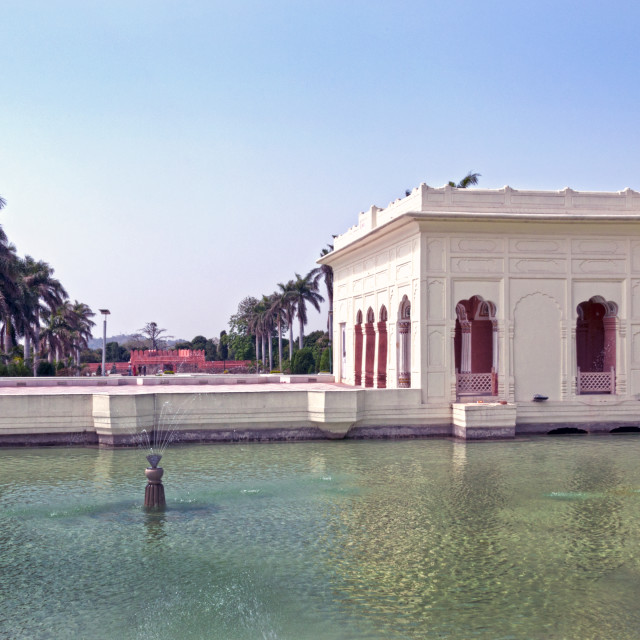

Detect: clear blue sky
[2,0,639,340]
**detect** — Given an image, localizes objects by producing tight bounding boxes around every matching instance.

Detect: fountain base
[144,481,166,508]
[144,464,166,509]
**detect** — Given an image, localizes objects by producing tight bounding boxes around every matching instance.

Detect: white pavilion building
[319,184,640,437]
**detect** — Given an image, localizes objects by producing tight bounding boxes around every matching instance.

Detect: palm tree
[256,296,275,371]
[65,301,95,370]
[277,280,297,363]
[310,244,334,335]
[16,257,67,370]
[269,289,291,371]
[290,272,324,349]
[40,303,73,363]
[448,172,481,188]
[0,242,21,356]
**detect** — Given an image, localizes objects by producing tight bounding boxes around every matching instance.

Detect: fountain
[144,453,165,508]
[139,397,196,509]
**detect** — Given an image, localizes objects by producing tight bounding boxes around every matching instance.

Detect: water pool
[1,436,639,639]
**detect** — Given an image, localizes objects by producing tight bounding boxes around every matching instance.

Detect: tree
[15,257,67,372]
[65,300,95,369]
[292,347,316,374]
[448,171,481,188]
[309,244,334,366]
[139,322,171,350]
[290,272,324,349]
[219,330,228,360]
[205,337,218,361]
[277,280,297,362]
[270,287,291,371]
[191,335,207,351]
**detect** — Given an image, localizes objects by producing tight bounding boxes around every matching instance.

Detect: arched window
[576,296,617,394]
[454,295,498,397]
[397,296,411,387]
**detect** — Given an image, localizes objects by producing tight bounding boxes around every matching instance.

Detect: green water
[1,436,640,639]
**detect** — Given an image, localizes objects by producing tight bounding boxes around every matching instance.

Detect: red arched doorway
[454,295,498,398]
[576,296,617,394]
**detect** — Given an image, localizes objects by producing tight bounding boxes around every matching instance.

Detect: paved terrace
[0,380,351,396]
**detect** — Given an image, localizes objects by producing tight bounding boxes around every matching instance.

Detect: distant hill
[87,334,185,349]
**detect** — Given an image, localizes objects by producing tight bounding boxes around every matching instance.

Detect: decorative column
[364,320,376,388]
[460,322,471,373]
[354,324,363,386]
[604,315,617,393]
[398,321,411,387]
[491,320,499,373]
[603,316,617,372]
[377,320,388,388]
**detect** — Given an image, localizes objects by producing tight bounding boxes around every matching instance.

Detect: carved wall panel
[375,252,389,267]
[396,263,411,282]
[397,243,412,260]
[510,258,566,274]
[427,239,444,272]
[427,372,445,397]
[451,238,503,253]
[631,370,640,396]
[364,258,375,274]
[428,331,444,367]
[572,259,626,274]
[451,258,504,273]
[337,284,347,299]
[364,276,375,292]
[571,239,624,255]
[509,239,565,253]
[633,281,640,318]
[375,271,388,287]
[427,279,445,320]
[353,279,362,294]
[632,331,640,365]
[631,242,640,272]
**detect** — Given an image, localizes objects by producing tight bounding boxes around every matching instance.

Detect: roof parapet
[332,185,640,251]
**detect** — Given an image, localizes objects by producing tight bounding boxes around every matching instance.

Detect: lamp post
[99,309,110,376]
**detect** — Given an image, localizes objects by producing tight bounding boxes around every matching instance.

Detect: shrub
[292,348,316,374]
[319,347,331,372]
[7,360,32,377]
[36,361,56,377]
